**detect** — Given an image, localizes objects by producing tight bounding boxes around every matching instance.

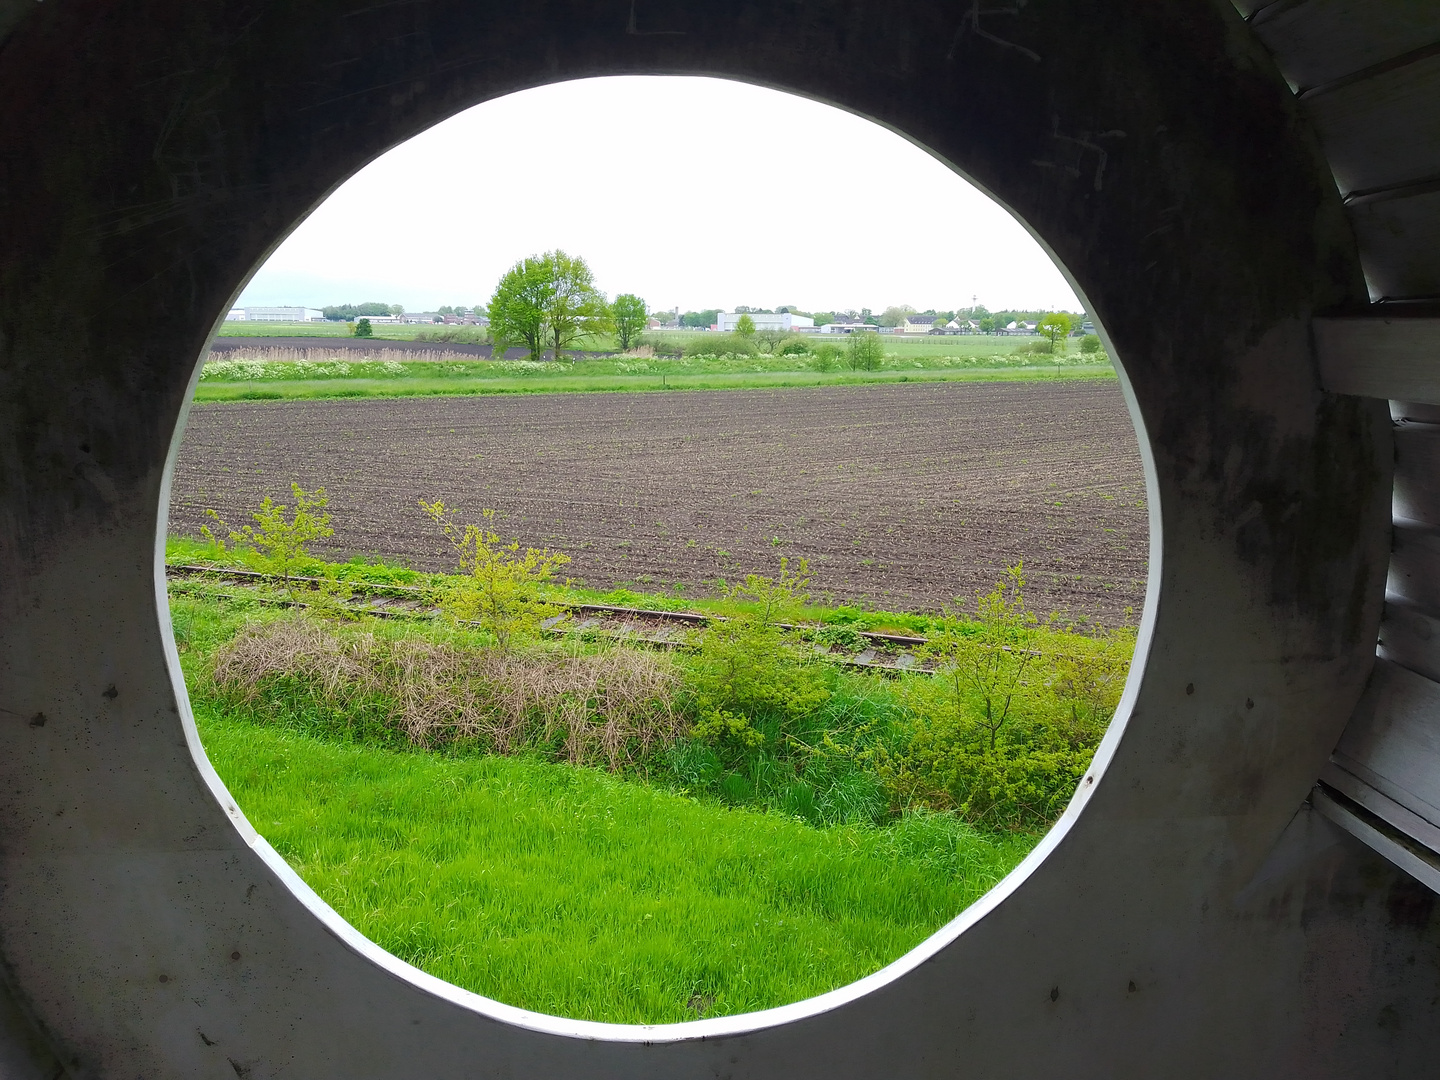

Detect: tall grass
[200,711,1029,1023]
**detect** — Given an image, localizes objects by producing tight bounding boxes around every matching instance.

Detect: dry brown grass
[210,615,684,770]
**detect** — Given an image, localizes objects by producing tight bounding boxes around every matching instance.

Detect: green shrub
[779,337,811,356]
[814,624,867,652]
[675,559,908,825]
[684,333,757,358]
[638,333,683,357]
[414,327,489,345]
[420,500,570,650]
[1079,334,1102,354]
[809,342,842,371]
[846,332,885,371]
[1010,340,1053,355]
[874,565,1130,830]
[687,559,830,742]
[884,732,1095,830]
[203,482,335,593]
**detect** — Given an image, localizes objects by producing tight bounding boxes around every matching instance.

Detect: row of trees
[322,302,403,321]
[488,251,647,360]
[322,303,487,322]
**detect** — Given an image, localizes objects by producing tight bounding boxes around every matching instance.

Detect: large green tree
[542,250,610,360]
[1038,312,1073,351]
[488,255,552,361]
[611,293,648,351]
[879,305,916,328]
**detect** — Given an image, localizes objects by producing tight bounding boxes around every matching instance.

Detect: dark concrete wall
[0,1,1430,1076]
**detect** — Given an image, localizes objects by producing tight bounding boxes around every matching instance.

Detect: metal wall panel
[1392,420,1440,526]
[1251,0,1440,92]
[1349,189,1440,300]
[1314,317,1440,400]
[1332,658,1440,830]
[1388,520,1440,611]
[1305,53,1440,196]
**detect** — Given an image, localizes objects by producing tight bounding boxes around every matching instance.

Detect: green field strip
[193,365,1117,402]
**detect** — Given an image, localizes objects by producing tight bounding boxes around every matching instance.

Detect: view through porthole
[164,76,1148,1025]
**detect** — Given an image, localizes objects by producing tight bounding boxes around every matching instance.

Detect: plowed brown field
[168,381,1149,622]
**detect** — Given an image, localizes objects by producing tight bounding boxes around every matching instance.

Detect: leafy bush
[687,559,829,743]
[684,333,757,358]
[637,333,683,357]
[809,342,842,371]
[778,337,811,356]
[420,500,570,649]
[814,624,867,652]
[413,327,489,345]
[882,730,1095,829]
[875,566,1131,830]
[1079,334,1102,354]
[202,482,334,592]
[846,332,885,371]
[915,565,1037,752]
[1009,340,1053,355]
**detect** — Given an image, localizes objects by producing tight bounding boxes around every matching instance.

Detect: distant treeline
[659,305,1074,329]
[321,303,404,321]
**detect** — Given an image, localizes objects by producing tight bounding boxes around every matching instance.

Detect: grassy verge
[193,364,1114,402]
[201,714,1026,1023]
[174,590,1033,1023]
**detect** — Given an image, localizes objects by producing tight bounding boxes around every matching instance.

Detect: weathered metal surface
[1304,52,1440,196]
[1349,188,1440,300]
[1316,316,1440,400]
[1250,0,1440,93]
[0,0,1432,1077]
[1311,783,1440,891]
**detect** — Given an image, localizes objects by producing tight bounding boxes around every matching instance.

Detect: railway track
[163,563,934,672]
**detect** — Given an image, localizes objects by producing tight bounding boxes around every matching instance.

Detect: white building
[900,315,941,333]
[716,311,815,333]
[820,319,878,334]
[226,306,325,322]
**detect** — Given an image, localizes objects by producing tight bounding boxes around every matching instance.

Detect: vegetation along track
[165,564,935,671]
[168,380,1149,623]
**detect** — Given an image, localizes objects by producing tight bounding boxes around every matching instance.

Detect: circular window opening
[163,76,1151,1027]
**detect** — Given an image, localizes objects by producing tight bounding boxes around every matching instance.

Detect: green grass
[218,321,365,337]
[193,364,1114,403]
[203,326,1107,402]
[199,714,1027,1024]
[168,583,1039,1023]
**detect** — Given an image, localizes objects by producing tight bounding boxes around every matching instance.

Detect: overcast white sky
[237,76,1081,315]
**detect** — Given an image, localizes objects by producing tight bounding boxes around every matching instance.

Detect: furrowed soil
[168,381,1148,622]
